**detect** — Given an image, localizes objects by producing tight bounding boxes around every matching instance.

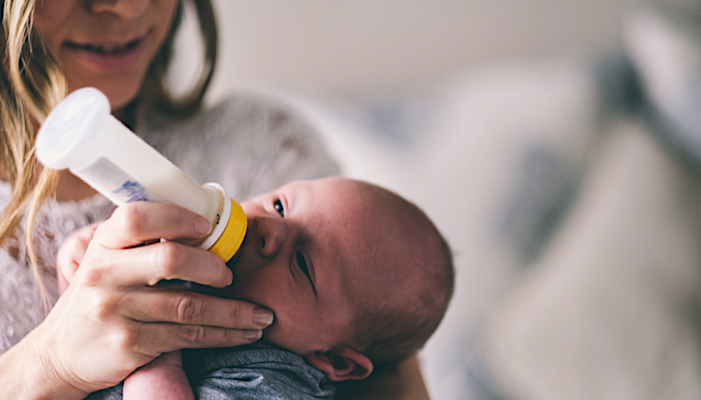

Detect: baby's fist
[57,222,101,293]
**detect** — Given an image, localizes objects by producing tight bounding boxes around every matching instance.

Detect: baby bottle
[35,87,247,263]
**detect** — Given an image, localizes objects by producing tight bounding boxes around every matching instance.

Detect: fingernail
[224,270,234,286]
[195,217,211,235]
[253,308,274,327]
[244,329,262,341]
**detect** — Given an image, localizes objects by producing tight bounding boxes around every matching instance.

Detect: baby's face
[204,178,396,356]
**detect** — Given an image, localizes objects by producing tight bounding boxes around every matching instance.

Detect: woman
[0,0,339,397]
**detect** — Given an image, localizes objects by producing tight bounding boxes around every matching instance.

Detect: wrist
[0,330,89,400]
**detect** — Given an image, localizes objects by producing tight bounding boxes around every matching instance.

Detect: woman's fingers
[119,289,274,330]
[134,323,263,355]
[92,241,233,288]
[79,201,233,288]
[95,202,212,250]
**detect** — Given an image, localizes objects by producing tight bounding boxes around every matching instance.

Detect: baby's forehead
[331,185,432,266]
[295,178,434,263]
[324,178,405,211]
[310,178,427,235]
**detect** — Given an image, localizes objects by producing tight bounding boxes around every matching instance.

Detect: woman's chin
[66,77,142,112]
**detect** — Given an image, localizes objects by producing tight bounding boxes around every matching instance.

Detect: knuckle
[153,243,179,278]
[114,326,140,351]
[176,295,203,324]
[115,204,145,235]
[225,305,242,327]
[91,292,117,321]
[81,261,106,285]
[130,327,159,358]
[181,325,206,343]
[74,247,109,286]
[221,328,240,343]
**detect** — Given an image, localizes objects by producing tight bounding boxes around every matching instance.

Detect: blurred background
[175,1,701,399]
[186,0,683,97]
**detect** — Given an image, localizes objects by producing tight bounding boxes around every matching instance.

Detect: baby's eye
[274,199,284,217]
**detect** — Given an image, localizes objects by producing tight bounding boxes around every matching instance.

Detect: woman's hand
[27,202,272,398]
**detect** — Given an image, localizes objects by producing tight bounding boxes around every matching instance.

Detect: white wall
[204,0,647,100]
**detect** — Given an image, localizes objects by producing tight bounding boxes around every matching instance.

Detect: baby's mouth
[64,38,143,55]
[225,229,249,275]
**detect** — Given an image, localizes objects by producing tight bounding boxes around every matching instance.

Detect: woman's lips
[63,37,147,70]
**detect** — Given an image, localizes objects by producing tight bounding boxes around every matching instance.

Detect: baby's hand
[124,350,194,400]
[56,222,101,293]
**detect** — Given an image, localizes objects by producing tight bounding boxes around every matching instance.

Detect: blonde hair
[0,0,218,294]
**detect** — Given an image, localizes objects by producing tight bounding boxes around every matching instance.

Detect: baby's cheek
[261,320,284,345]
[262,317,321,356]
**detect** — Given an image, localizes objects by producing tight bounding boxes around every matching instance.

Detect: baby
[59,177,454,399]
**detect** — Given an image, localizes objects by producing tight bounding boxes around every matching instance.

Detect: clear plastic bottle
[36,87,246,262]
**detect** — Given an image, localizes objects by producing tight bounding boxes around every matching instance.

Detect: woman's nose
[89,0,149,19]
[252,216,289,259]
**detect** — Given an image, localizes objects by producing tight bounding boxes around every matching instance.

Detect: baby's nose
[253,216,287,259]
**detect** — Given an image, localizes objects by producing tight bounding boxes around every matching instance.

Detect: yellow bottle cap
[208,198,247,262]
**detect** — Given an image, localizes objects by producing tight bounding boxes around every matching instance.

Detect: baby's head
[211,177,454,381]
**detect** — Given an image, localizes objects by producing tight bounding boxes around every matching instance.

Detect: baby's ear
[305,346,373,381]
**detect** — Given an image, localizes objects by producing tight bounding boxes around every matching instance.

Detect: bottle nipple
[225,228,248,270]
